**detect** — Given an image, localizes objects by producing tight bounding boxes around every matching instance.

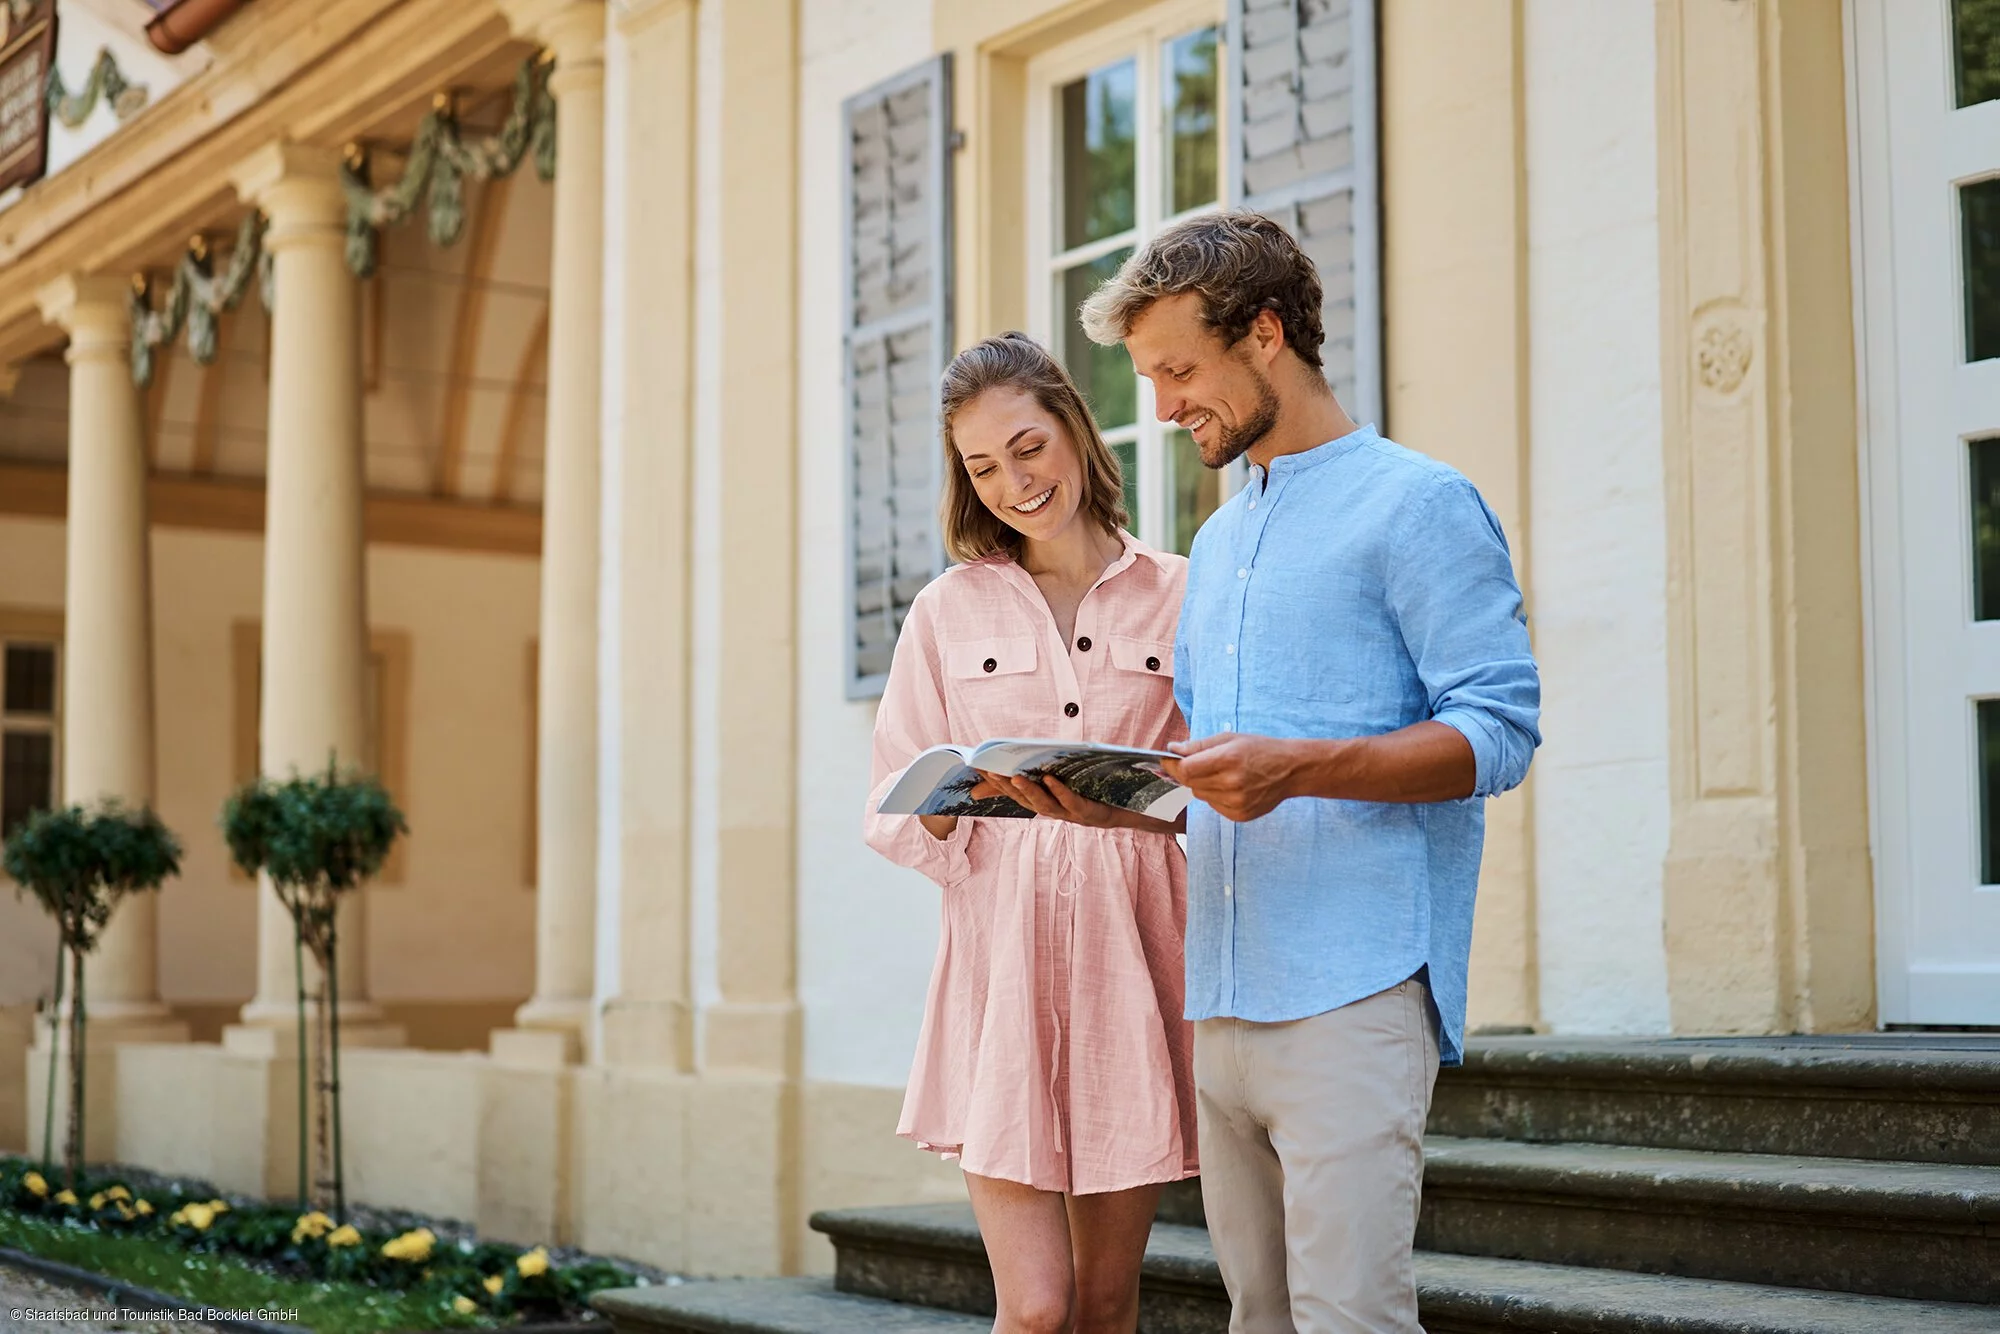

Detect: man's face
[1124,291,1281,470]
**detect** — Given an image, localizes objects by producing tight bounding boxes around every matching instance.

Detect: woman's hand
[917,814,959,841]
[973,772,1181,835]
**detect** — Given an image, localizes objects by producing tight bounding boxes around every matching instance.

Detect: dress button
[1063,702,1079,718]
[1076,636,1092,652]
[1145,656,1160,671]
[983,658,996,673]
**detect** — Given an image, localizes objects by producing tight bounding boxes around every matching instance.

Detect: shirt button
[1247,499,1256,510]
[1237,568,1248,579]
[1225,643,1235,655]
[1145,656,1160,671]
[983,658,996,673]
[1076,636,1092,652]
[1064,702,1079,718]
[1225,883,1233,897]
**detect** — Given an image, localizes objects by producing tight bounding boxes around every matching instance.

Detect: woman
[864,332,1195,1334]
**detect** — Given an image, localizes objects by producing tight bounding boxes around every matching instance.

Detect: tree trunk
[65,933,86,1189]
[41,938,64,1175]
[312,960,333,1208]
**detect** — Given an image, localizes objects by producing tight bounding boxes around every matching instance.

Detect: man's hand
[972,772,1182,835]
[1161,733,1302,822]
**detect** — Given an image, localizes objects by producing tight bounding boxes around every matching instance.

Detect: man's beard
[1198,357,1281,470]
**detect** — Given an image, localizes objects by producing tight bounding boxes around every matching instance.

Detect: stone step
[780,1204,2000,1334]
[1433,1034,2000,1163]
[1418,1136,2000,1304]
[593,1277,988,1333]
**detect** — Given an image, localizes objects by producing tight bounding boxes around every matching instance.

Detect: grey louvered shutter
[1227,0,1381,427]
[843,54,954,700]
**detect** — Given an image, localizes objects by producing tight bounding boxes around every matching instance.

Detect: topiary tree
[220,759,404,1218]
[1,803,181,1188]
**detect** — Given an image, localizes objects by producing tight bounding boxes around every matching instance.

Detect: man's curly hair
[1078,210,1325,370]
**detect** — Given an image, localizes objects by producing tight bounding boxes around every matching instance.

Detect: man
[1080,211,1541,1333]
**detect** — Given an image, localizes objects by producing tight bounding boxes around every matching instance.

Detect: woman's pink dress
[864,533,1197,1195]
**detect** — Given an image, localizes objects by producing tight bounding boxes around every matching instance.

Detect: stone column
[501,0,607,1052]
[228,145,387,1032]
[36,275,183,1035]
[596,0,697,1073]
[1654,0,1872,1033]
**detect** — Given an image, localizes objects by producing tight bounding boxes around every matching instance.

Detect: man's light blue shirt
[1174,425,1541,1065]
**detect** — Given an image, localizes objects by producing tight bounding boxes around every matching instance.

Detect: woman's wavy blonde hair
[937,332,1129,564]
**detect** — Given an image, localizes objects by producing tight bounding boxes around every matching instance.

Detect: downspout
[144,0,250,56]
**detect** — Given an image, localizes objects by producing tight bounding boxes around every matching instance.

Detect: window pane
[1110,439,1140,533]
[1060,58,1137,250]
[1956,0,2000,109]
[1164,28,1220,218]
[1974,439,2000,620]
[1965,178,2000,363]
[1166,427,1223,556]
[1982,700,2000,884]
[1060,250,1137,429]
[3,644,55,716]
[2,731,54,837]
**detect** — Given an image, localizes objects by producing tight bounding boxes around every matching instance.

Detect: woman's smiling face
[952,386,1089,545]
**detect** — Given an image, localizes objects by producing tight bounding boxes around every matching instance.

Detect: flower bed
[0,1157,651,1330]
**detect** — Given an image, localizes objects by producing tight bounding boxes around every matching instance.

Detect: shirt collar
[991,528,1167,600]
[1248,422,1379,487]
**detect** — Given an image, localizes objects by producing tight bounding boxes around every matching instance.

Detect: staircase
[594,1035,2000,1332]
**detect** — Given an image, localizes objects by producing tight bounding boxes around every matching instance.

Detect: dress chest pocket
[945,637,1039,734]
[1106,636,1174,680]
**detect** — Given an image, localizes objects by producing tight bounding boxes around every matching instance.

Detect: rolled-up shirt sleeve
[863,588,978,888]
[1387,477,1542,797]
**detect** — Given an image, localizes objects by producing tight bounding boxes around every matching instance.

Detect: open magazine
[877,739,1191,822]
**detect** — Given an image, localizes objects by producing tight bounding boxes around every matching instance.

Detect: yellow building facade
[0,0,1991,1279]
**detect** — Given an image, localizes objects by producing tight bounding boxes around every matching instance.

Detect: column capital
[502,0,605,77]
[231,142,347,243]
[38,274,135,362]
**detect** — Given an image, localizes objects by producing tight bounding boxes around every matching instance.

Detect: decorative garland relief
[125,56,557,388]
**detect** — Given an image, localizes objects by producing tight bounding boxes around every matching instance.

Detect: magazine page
[875,746,1035,818]
[968,740,1190,821]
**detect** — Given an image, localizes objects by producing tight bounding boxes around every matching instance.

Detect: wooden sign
[0,0,58,194]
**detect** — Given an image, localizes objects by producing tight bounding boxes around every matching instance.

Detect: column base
[221,1021,407,1057]
[599,997,693,1070]
[238,996,396,1030]
[515,994,591,1028]
[701,1001,800,1077]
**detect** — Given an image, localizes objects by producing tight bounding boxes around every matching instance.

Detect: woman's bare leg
[965,1171,1077,1334]
[1065,1182,1164,1334]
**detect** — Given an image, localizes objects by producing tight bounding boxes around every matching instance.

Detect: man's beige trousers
[1194,977,1442,1334]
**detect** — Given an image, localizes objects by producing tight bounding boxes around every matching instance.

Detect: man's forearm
[1283,720,1477,804]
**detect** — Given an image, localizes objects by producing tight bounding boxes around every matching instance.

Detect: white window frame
[1026,0,1242,550]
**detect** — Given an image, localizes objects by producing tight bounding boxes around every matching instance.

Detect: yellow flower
[134,1199,153,1216]
[381,1227,435,1263]
[483,1275,505,1296]
[292,1211,333,1243]
[106,1186,131,1202]
[327,1225,362,1249]
[174,1202,216,1231]
[515,1246,549,1279]
[22,1172,47,1198]
[451,1297,477,1316]
[54,1189,77,1206]
[89,1191,106,1210]
[207,1199,229,1213]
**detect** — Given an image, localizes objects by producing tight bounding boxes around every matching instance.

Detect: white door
[1855,0,2000,1023]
